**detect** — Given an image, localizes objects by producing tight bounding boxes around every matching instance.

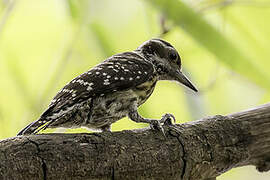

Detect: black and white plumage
[17,38,197,136]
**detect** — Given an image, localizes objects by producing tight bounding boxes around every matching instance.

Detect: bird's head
[136,38,198,92]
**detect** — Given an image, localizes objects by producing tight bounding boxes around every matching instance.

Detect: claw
[161,113,176,125]
[148,113,176,138]
[149,120,166,137]
[160,127,166,138]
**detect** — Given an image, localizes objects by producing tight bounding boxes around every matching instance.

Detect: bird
[17,38,198,136]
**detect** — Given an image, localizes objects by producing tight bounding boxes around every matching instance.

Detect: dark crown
[136,39,181,77]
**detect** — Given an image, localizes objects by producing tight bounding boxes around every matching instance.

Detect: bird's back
[17,51,156,135]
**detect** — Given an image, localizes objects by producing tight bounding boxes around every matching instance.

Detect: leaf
[66,0,88,23]
[89,22,116,57]
[147,0,270,90]
[4,55,38,113]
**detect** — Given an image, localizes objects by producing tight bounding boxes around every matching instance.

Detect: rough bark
[1,103,270,180]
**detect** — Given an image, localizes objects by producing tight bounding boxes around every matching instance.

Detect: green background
[1,0,270,179]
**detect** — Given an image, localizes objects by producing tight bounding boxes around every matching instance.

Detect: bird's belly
[133,77,157,106]
[89,78,157,128]
[89,89,139,128]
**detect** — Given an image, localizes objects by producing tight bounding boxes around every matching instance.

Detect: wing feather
[41,52,154,118]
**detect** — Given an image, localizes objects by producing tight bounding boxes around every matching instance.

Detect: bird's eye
[168,50,178,61]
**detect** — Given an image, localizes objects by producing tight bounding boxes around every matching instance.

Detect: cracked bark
[1,103,270,180]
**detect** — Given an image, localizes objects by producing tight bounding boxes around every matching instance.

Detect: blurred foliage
[150,0,270,89]
[0,0,270,179]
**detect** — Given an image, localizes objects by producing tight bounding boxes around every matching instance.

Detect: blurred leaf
[147,0,270,90]
[66,0,80,20]
[65,0,88,23]
[0,0,15,38]
[4,56,38,113]
[89,22,116,57]
[38,32,78,107]
[0,0,9,14]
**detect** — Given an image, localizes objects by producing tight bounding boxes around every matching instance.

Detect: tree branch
[1,103,270,180]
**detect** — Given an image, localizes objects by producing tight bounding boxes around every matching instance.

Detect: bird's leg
[128,109,164,136]
[128,108,175,137]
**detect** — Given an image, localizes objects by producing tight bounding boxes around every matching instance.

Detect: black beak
[175,70,198,92]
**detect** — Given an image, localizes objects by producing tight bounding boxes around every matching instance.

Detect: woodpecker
[17,38,198,136]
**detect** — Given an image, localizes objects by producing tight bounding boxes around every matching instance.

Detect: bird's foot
[161,113,175,125]
[149,119,165,136]
[149,113,175,137]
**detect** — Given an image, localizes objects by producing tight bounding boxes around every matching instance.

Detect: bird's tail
[17,118,53,136]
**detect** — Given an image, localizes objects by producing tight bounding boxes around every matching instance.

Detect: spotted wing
[41,52,155,118]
